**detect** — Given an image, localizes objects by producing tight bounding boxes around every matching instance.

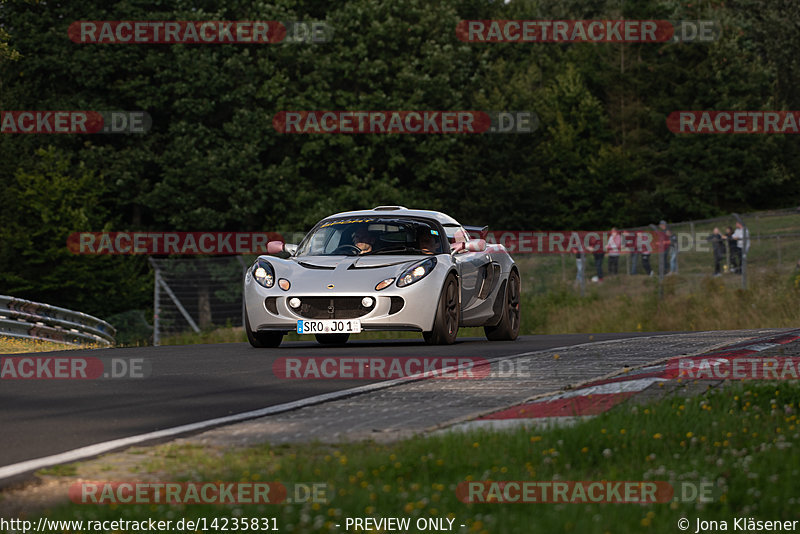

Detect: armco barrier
[0,295,115,346]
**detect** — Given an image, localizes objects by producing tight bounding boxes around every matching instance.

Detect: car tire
[245,312,283,348]
[315,333,350,345]
[484,269,521,341]
[423,274,460,345]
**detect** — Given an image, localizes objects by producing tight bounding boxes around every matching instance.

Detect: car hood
[265,255,430,294]
[293,255,417,270]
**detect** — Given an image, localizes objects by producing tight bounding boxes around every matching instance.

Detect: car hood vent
[348,258,414,269]
[294,256,413,270]
[297,261,336,270]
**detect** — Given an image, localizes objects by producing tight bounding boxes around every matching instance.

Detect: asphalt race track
[0,333,674,478]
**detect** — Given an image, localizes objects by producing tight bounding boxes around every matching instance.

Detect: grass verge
[0,336,98,354]
[32,381,800,533]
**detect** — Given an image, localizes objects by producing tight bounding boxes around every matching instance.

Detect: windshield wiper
[364,246,428,255]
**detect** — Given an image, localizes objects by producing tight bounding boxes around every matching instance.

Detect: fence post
[236,256,249,329]
[149,257,200,335]
[733,213,748,290]
[152,260,161,347]
[649,224,664,300]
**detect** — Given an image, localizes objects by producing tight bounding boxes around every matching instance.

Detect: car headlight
[252,259,275,288]
[396,257,437,287]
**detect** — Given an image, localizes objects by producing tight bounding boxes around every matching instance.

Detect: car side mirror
[465,239,487,252]
[267,241,285,255]
[267,241,298,255]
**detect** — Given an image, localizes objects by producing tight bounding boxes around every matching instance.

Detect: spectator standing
[641,229,653,276]
[588,233,604,282]
[667,229,678,274]
[624,230,638,274]
[607,227,621,275]
[658,220,671,275]
[574,248,585,285]
[707,227,725,276]
[731,222,750,273]
[725,226,737,272]
[641,253,653,275]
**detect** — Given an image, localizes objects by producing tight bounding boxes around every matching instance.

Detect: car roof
[322,206,462,227]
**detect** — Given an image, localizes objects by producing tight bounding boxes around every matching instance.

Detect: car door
[447,226,491,320]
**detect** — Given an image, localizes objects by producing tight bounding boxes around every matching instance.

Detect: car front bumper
[244,276,442,334]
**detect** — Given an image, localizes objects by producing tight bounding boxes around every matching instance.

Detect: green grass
[525,268,800,334]
[0,336,100,354]
[35,381,800,533]
[36,464,77,477]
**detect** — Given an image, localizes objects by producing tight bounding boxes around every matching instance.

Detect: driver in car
[419,231,440,254]
[352,227,376,254]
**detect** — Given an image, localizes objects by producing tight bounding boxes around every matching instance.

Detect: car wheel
[245,312,283,348]
[315,333,350,345]
[484,269,521,341]
[423,274,460,345]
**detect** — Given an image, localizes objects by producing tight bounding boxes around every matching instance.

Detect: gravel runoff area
[178,329,788,447]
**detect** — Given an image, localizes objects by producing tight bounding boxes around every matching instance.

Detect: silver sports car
[244,206,520,347]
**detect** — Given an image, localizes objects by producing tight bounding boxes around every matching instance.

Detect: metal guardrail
[0,295,115,346]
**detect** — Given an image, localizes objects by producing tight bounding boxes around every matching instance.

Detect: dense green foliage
[1,0,798,318]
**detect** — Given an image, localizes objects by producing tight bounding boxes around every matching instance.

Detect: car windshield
[296,217,446,256]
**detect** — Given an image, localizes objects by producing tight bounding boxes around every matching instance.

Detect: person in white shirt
[731,222,750,272]
[606,227,621,275]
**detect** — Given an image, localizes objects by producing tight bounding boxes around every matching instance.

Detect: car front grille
[295,297,374,319]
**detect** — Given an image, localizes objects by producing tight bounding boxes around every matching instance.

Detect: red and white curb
[448,330,800,432]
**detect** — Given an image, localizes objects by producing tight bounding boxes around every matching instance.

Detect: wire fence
[150,257,247,345]
[141,208,800,343]
[513,208,800,296]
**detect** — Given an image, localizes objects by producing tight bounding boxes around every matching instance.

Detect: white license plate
[297,319,362,334]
